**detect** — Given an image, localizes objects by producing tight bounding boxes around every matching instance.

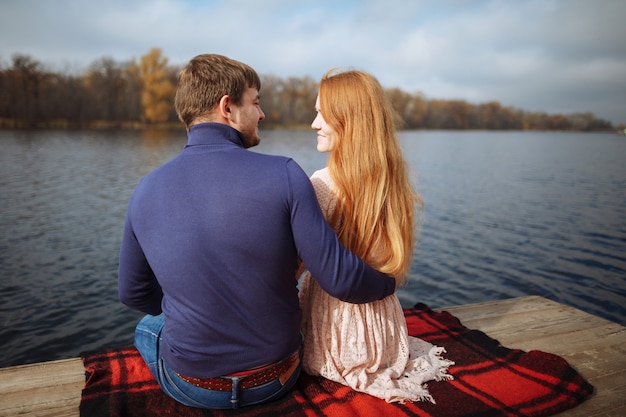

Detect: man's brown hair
[175,54,261,129]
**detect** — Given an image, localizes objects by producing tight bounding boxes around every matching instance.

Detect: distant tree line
[0,48,616,131]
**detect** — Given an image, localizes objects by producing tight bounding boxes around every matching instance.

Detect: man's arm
[118,215,164,315]
[286,160,395,303]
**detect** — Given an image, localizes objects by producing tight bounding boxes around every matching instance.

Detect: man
[118,54,395,410]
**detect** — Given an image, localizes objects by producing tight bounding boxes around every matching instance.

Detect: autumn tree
[386,88,413,128]
[280,76,318,126]
[84,57,130,122]
[2,55,44,125]
[132,48,176,124]
[42,72,87,125]
[259,75,284,126]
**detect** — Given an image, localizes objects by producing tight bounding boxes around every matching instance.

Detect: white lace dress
[299,168,454,403]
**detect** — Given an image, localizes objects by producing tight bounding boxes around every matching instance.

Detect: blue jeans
[134,314,302,409]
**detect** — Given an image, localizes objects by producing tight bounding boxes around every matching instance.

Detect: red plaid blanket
[80,304,593,416]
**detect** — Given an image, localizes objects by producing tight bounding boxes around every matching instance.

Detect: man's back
[123,123,303,377]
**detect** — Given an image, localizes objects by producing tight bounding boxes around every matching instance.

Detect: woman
[298,69,453,403]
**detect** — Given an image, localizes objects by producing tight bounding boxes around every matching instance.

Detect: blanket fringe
[364,340,455,404]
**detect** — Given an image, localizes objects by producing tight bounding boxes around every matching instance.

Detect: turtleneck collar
[186,122,245,148]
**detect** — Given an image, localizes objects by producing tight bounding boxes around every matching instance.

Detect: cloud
[1,0,624,123]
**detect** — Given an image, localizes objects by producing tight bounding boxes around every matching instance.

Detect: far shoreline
[0,119,622,134]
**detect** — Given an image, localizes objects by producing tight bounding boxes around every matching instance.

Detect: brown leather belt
[174,349,301,392]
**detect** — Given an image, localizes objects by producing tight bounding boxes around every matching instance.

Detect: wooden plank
[0,296,623,416]
[0,358,83,417]
[444,296,626,417]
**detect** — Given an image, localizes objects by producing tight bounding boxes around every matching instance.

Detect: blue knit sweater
[118,123,395,378]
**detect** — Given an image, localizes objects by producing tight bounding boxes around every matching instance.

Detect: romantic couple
[118,53,453,410]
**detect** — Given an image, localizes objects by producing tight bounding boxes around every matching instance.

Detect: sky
[1,0,625,125]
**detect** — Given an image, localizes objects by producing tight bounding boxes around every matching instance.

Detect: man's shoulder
[243,150,304,172]
[246,150,292,163]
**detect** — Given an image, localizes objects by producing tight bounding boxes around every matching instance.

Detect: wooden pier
[1,295,624,416]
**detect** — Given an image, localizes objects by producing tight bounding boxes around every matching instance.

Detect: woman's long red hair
[319,69,422,284]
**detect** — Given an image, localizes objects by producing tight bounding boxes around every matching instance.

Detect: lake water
[1,128,625,367]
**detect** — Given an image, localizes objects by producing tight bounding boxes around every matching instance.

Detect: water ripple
[1,129,625,367]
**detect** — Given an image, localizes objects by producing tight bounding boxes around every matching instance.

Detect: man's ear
[217,95,232,120]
